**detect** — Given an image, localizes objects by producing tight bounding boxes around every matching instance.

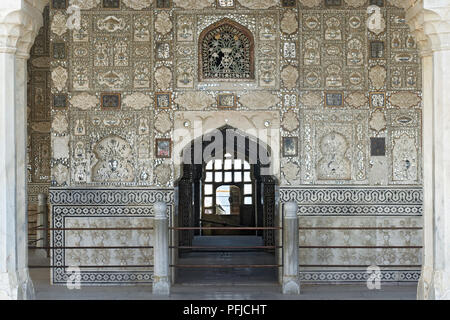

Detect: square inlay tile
[156,43,171,60]
[101,93,121,109]
[53,94,67,108]
[155,92,171,109]
[51,0,67,9]
[281,0,297,7]
[218,94,236,108]
[371,137,386,156]
[52,43,66,60]
[325,92,344,107]
[155,139,172,158]
[282,137,298,157]
[217,0,235,8]
[325,0,341,6]
[370,41,385,59]
[156,0,171,9]
[370,0,384,6]
[103,0,121,9]
[370,92,385,108]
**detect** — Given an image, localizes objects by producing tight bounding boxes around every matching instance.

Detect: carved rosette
[155,11,172,35]
[281,65,299,89]
[281,11,298,35]
[52,66,68,92]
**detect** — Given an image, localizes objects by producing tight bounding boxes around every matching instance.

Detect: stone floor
[29,243,418,300]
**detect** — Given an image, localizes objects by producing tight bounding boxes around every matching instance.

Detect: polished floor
[30,266,417,300]
[176,236,277,285]
[29,238,418,300]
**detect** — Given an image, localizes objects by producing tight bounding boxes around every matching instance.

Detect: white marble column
[282,201,300,295]
[153,202,170,295]
[407,1,450,300]
[0,0,46,300]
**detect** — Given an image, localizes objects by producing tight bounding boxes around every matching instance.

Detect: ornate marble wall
[45,0,423,284]
[28,6,51,243]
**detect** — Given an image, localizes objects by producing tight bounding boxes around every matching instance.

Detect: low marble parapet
[50,188,174,285]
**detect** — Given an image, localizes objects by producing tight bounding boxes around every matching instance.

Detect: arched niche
[198,18,255,81]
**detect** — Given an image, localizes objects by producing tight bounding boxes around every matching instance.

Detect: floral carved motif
[155,11,172,35]
[51,12,67,36]
[123,93,152,110]
[122,0,151,10]
[70,93,99,110]
[300,92,323,107]
[53,164,69,186]
[299,0,321,7]
[154,164,171,186]
[346,92,368,109]
[239,92,280,109]
[389,92,421,108]
[369,110,386,133]
[155,66,172,91]
[282,162,300,185]
[53,114,69,134]
[155,112,172,134]
[70,0,101,10]
[174,91,215,110]
[282,110,299,132]
[52,66,68,92]
[281,65,299,89]
[92,135,134,183]
[281,11,298,35]
[344,0,366,7]
[239,0,279,9]
[369,65,387,90]
[174,0,214,9]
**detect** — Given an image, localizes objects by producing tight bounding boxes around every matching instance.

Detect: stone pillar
[0,0,46,300]
[36,193,48,249]
[153,201,170,296]
[406,1,450,300]
[282,201,300,295]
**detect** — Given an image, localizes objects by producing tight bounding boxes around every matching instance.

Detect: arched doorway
[175,125,278,284]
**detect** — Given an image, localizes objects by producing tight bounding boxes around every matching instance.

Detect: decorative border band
[50,188,174,285]
[299,270,420,283]
[280,186,423,216]
[49,188,174,205]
